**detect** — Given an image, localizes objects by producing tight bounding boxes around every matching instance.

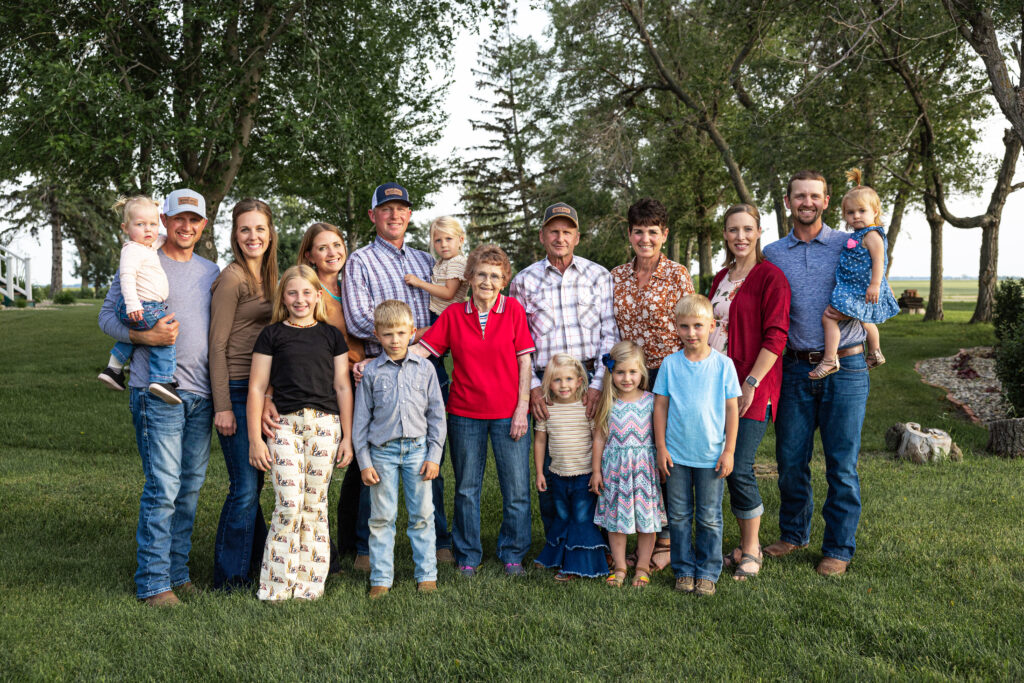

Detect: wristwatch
[745,375,759,388]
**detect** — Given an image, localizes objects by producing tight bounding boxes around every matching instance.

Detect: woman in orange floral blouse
[610,197,695,571]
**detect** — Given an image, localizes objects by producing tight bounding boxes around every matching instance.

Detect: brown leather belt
[784,345,864,365]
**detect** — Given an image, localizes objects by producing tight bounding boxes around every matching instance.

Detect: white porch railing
[0,245,32,305]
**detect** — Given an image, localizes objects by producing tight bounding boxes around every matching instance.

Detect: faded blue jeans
[775,352,869,562]
[367,437,437,586]
[111,298,176,384]
[726,405,770,520]
[212,380,267,589]
[665,464,724,583]
[129,388,212,599]
[448,414,532,567]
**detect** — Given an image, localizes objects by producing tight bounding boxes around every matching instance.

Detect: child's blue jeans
[367,436,437,587]
[665,464,724,583]
[110,297,176,384]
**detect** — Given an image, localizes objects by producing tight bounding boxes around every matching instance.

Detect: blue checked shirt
[342,236,434,357]
[509,255,619,390]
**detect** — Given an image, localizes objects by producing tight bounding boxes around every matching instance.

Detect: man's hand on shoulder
[129,312,178,346]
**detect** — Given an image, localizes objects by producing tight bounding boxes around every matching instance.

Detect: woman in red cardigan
[708,204,790,580]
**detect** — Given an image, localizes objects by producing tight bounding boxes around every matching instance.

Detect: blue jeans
[129,388,212,598]
[775,352,869,562]
[367,437,437,586]
[726,405,770,520]
[111,298,175,384]
[213,380,267,589]
[448,414,532,567]
[535,473,607,577]
[665,465,724,583]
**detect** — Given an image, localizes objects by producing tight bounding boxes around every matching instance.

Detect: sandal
[606,568,627,588]
[866,349,886,369]
[631,568,651,588]
[732,551,763,581]
[624,551,637,568]
[722,547,742,569]
[808,357,839,379]
[650,541,671,572]
[553,571,574,583]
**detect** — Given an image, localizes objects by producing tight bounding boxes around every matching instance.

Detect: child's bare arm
[654,395,672,478]
[716,397,739,479]
[533,429,547,491]
[589,427,606,493]
[405,275,463,301]
[862,230,885,304]
[333,354,354,468]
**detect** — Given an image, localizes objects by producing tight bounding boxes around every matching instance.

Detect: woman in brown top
[610,198,694,572]
[208,198,277,590]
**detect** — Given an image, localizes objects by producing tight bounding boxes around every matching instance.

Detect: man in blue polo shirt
[762,170,869,577]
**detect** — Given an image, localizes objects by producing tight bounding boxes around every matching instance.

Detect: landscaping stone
[886,422,959,464]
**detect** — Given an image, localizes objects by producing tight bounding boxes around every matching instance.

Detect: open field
[890,279,978,302]
[1,302,1022,680]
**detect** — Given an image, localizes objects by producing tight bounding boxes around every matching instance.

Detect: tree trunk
[988,418,1024,458]
[76,238,90,293]
[886,185,908,279]
[923,193,944,322]
[667,227,679,262]
[345,185,358,256]
[195,194,221,262]
[971,221,999,323]
[47,186,62,297]
[684,234,695,274]
[698,228,712,288]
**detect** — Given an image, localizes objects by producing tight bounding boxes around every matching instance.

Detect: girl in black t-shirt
[247,265,354,601]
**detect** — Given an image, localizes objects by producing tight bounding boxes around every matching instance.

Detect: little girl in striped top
[534,354,608,581]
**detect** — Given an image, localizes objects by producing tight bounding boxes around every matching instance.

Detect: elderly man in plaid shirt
[509,202,619,537]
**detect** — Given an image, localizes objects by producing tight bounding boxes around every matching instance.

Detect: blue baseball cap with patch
[542,202,579,229]
[371,182,412,209]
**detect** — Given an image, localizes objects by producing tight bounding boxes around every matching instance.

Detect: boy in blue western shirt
[653,294,741,597]
[353,300,446,598]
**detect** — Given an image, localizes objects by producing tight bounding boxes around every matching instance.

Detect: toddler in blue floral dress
[811,169,900,379]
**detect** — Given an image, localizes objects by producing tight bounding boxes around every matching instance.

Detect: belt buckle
[807,351,823,365]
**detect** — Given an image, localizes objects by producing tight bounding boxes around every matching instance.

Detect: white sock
[107,355,123,371]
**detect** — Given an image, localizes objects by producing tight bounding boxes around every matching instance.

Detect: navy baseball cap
[371,182,412,209]
[541,202,579,229]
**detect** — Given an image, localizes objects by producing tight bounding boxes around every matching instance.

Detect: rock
[887,422,958,464]
[987,418,1024,458]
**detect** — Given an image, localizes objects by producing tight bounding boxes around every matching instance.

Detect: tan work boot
[417,580,438,593]
[174,581,199,597]
[694,579,716,596]
[674,576,695,593]
[353,554,370,572]
[368,586,390,599]
[816,557,849,576]
[142,590,180,607]
[762,540,808,558]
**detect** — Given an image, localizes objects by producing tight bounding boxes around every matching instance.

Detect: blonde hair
[675,294,714,321]
[230,198,278,302]
[272,265,329,324]
[429,216,465,257]
[112,195,160,228]
[595,341,648,437]
[841,168,883,229]
[373,299,414,331]
[541,354,588,403]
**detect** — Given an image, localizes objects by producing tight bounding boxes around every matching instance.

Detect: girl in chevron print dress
[590,341,667,588]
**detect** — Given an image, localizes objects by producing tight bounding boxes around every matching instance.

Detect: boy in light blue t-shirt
[654,294,741,596]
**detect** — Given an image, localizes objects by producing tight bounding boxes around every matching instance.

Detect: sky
[6,2,1022,285]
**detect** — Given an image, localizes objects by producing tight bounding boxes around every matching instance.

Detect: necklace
[284,319,317,329]
[320,277,342,302]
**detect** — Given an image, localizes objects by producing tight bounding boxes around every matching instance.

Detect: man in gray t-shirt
[99,189,220,606]
[762,171,869,578]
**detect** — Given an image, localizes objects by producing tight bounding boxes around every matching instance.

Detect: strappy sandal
[606,568,627,588]
[553,571,574,583]
[732,551,763,581]
[722,547,742,569]
[650,541,671,572]
[808,357,840,379]
[632,568,651,588]
[866,349,886,369]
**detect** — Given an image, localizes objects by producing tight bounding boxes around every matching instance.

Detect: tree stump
[887,422,957,464]
[987,418,1024,458]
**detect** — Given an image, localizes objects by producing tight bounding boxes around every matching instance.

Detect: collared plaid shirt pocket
[577,291,601,329]
[524,297,556,337]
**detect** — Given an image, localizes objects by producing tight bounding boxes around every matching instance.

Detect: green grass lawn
[2,302,1022,680]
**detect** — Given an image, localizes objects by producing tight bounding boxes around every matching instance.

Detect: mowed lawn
[2,302,1022,680]
[890,279,979,302]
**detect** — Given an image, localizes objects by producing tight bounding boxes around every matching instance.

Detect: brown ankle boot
[142,590,180,607]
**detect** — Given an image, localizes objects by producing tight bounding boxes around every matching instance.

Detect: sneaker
[458,565,477,578]
[149,382,183,405]
[98,367,126,391]
[675,576,695,593]
[353,554,370,572]
[436,547,455,564]
[694,578,716,596]
[504,562,525,577]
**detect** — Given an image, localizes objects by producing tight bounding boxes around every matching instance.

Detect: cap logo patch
[384,188,403,197]
[177,196,199,207]
[552,206,571,214]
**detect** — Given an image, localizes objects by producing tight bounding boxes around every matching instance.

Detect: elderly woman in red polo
[708,204,790,580]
